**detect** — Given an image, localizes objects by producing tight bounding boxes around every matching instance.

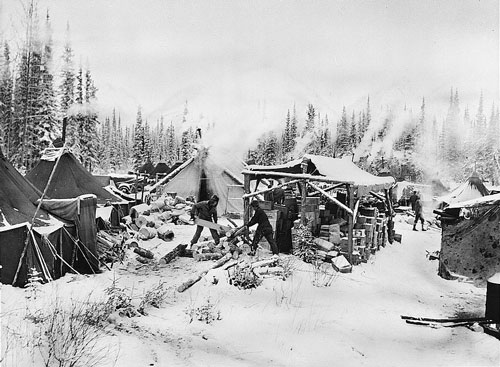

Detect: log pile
[97,231,126,265]
[123,195,196,242]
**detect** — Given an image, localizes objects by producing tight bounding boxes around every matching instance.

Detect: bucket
[486,273,500,322]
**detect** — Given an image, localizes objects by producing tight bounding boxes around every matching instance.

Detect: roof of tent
[436,174,489,207]
[25,149,124,205]
[447,192,500,209]
[151,162,170,175]
[244,154,395,196]
[138,161,155,174]
[0,151,53,227]
[153,150,245,213]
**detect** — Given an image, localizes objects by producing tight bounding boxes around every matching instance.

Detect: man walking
[413,196,426,231]
[190,195,220,246]
[246,200,279,255]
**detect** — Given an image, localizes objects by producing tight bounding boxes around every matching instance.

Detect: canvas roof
[245,154,395,196]
[152,149,245,213]
[447,192,500,209]
[436,174,489,207]
[0,151,53,227]
[25,149,124,205]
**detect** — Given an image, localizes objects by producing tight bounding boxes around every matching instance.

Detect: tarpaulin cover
[245,154,395,196]
[26,150,123,205]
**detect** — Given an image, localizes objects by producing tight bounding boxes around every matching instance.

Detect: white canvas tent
[150,149,245,214]
[436,173,489,207]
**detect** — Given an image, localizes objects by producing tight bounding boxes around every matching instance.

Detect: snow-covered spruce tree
[97,116,111,172]
[108,108,118,171]
[166,121,177,165]
[34,11,59,159]
[281,109,291,157]
[132,106,147,171]
[12,1,47,170]
[0,42,14,156]
[180,129,191,161]
[483,104,500,184]
[59,23,75,129]
[79,67,99,172]
[303,103,316,136]
[334,107,351,157]
[143,120,153,163]
[289,105,298,156]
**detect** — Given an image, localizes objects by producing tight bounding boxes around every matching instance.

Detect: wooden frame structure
[242,155,395,263]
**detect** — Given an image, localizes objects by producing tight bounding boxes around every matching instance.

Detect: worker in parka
[190,195,220,246]
[413,196,426,231]
[245,200,279,256]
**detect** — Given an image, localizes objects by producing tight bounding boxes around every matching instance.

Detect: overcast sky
[1,0,499,153]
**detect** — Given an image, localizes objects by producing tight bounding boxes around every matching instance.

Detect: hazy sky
[1,0,499,154]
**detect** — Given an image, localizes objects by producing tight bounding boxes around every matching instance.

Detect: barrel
[486,273,500,322]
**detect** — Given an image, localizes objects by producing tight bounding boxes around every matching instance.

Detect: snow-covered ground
[1,215,498,367]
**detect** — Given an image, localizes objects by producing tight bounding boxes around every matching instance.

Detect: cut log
[138,226,157,240]
[250,258,279,269]
[161,244,188,264]
[150,199,166,211]
[134,247,154,259]
[177,253,232,292]
[135,215,149,228]
[157,224,175,241]
[193,252,223,261]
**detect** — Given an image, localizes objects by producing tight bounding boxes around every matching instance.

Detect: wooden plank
[194,218,231,232]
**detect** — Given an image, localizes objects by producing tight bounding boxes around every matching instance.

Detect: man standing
[190,195,220,246]
[246,200,279,255]
[413,196,426,231]
[409,191,419,211]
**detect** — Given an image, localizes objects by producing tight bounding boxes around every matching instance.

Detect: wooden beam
[307,182,354,216]
[347,184,354,264]
[243,174,251,225]
[300,161,308,225]
[308,182,346,195]
[242,179,302,199]
[241,169,354,185]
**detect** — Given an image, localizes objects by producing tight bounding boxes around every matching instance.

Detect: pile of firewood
[97,231,126,265]
[122,195,195,241]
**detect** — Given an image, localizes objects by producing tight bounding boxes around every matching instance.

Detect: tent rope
[12,148,65,285]
[62,227,109,272]
[30,230,53,282]
[42,235,82,276]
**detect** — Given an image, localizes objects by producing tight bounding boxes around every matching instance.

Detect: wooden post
[300,159,308,225]
[347,184,354,264]
[243,174,251,225]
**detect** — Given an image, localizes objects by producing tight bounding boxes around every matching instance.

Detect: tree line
[248,90,500,185]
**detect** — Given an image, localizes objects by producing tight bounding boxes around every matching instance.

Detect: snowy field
[1,216,499,367]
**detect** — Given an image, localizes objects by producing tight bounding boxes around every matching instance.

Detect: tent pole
[307,182,354,216]
[243,174,250,225]
[300,159,308,226]
[347,184,354,264]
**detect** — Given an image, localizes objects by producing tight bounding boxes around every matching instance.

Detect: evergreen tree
[59,23,75,119]
[335,107,350,157]
[0,42,14,156]
[166,121,177,165]
[303,103,316,135]
[180,129,191,161]
[132,106,146,170]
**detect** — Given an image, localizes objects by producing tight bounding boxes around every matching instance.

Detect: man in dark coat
[190,195,220,245]
[409,191,419,211]
[413,196,426,231]
[246,200,278,255]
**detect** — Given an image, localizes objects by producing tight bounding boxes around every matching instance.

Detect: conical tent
[26,149,123,205]
[153,150,245,214]
[0,150,50,227]
[0,150,98,286]
[437,173,490,207]
[151,162,170,176]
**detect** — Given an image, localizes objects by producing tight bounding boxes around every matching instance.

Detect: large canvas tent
[0,150,98,286]
[436,173,489,208]
[26,148,124,205]
[150,149,245,214]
